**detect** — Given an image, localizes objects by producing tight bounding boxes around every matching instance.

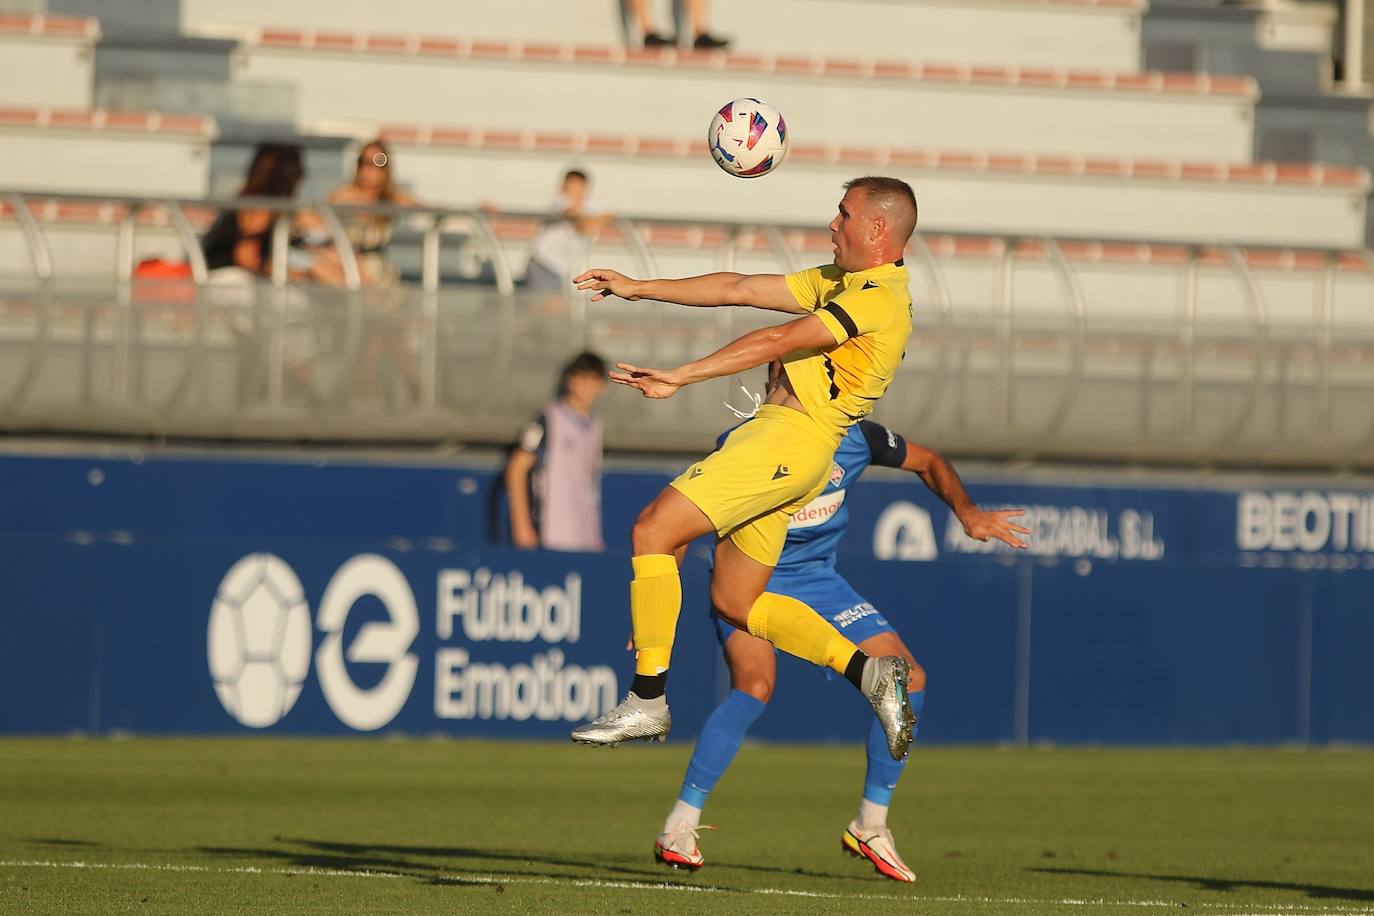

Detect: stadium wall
[1,451,1371,745]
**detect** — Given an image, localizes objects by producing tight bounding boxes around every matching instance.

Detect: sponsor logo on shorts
[833,602,882,630]
[829,463,845,487]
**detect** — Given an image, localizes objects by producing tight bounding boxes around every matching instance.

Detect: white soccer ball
[708,97,788,178]
[207,553,313,728]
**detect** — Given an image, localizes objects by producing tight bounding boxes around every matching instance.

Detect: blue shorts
[711,566,895,648]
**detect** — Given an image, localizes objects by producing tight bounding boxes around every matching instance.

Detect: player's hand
[961,508,1030,549]
[574,268,642,302]
[609,363,684,399]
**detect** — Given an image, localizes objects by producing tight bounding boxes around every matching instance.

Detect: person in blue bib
[654,364,1029,881]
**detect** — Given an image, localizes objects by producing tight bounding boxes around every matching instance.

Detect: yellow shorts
[669,405,837,567]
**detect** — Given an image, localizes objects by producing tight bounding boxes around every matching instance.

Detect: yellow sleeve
[813,284,895,344]
[783,266,826,313]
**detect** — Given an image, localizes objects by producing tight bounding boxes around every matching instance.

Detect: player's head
[561,168,590,205]
[829,176,918,272]
[355,139,395,198]
[559,350,608,408]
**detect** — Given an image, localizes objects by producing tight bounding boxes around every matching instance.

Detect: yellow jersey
[782,259,912,443]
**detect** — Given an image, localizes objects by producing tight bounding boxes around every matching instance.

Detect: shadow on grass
[24,838,102,848]
[196,837,856,886]
[1029,866,1374,902]
[196,837,682,884]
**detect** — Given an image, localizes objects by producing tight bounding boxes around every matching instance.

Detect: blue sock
[678,689,767,808]
[863,689,923,805]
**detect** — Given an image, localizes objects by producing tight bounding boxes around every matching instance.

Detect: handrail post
[267,213,291,404]
[0,192,56,420]
[159,200,210,419]
[1316,255,1336,435]
[114,204,138,402]
[1221,245,1270,448]
[1038,237,1088,442]
[1178,249,1198,437]
[996,239,1016,430]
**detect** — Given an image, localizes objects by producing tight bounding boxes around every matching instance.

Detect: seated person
[201,143,346,286]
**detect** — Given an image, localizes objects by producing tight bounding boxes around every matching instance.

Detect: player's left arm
[610,314,837,398]
[861,421,1030,549]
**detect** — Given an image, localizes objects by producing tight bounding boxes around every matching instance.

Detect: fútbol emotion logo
[207,553,418,729]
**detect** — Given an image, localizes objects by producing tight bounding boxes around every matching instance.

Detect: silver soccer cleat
[863,656,914,760]
[570,692,672,746]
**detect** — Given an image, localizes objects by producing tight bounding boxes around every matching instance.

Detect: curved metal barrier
[1,189,1373,468]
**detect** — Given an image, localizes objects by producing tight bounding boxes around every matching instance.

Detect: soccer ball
[708,97,788,178]
[207,553,313,728]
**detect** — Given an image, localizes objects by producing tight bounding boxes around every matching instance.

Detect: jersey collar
[842,259,907,286]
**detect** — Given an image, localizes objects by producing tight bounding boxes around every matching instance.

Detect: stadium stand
[380,126,1369,248]
[224,31,1258,162]
[3,107,215,196]
[181,0,1146,70]
[0,12,97,108]
[0,0,1371,466]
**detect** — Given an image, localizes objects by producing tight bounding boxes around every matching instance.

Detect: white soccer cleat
[862,656,914,760]
[842,820,916,883]
[655,821,713,870]
[569,692,671,746]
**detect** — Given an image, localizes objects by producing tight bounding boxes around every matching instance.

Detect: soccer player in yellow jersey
[569,177,918,759]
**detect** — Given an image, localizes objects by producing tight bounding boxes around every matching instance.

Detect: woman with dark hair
[201,143,346,285]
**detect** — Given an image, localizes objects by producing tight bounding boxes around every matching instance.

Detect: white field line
[0,859,1370,914]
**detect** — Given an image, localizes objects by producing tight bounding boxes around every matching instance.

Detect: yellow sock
[630,554,681,676]
[746,591,858,676]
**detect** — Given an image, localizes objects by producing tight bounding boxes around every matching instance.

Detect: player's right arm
[859,420,1030,550]
[573,268,806,314]
[504,418,545,549]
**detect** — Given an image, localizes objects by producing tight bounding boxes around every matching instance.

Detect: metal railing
[2,189,1373,468]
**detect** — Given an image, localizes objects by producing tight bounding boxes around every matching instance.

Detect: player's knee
[733,672,775,704]
[908,659,927,693]
[708,584,751,628]
[630,503,667,556]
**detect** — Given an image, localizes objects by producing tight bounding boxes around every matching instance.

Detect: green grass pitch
[0,738,1371,915]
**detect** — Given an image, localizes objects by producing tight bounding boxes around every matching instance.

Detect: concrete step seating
[0,13,98,108]
[2,106,217,197]
[377,124,1370,249]
[183,0,1145,72]
[227,29,1258,163]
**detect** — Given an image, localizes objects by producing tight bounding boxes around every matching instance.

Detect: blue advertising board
[1,452,1371,744]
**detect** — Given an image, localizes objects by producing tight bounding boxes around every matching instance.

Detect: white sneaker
[842,820,916,882]
[862,656,914,760]
[654,820,713,870]
[569,692,670,746]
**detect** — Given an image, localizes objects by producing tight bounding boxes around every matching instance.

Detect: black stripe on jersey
[823,302,859,339]
[895,258,904,266]
[823,354,840,399]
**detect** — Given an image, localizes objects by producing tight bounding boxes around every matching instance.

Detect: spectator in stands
[328,139,421,404]
[628,0,729,50]
[524,169,613,293]
[505,351,608,552]
[201,143,348,285]
[328,139,417,287]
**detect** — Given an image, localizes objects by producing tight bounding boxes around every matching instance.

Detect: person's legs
[656,628,774,868]
[854,632,924,828]
[842,630,924,882]
[625,487,715,699]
